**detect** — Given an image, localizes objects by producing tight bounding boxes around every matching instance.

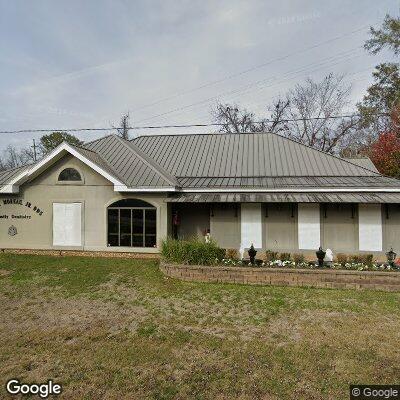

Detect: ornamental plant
[161,238,225,266]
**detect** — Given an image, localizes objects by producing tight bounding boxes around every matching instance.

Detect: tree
[39,132,83,155]
[369,132,400,177]
[115,113,131,139]
[277,74,359,152]
[212,104,264,133]
[212,100,290,134]
[365,14,400,55]
[0,145,33,170]
[213,74,358,153]
[358,14,400,133]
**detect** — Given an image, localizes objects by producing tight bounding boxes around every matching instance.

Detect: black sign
[0,199,44,216]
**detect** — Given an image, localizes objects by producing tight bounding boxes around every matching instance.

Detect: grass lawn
[1,254,400,399]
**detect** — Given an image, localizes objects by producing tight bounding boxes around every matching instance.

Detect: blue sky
[0,0,398,151]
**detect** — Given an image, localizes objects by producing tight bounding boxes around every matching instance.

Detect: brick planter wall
[160,262,400,292]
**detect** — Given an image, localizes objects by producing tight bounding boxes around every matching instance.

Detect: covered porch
[166,192,400,258]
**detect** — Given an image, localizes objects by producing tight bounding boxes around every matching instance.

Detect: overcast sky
[0,0,398,151]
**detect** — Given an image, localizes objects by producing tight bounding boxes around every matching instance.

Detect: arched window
[107,199,156,247]
[58,168,82,182]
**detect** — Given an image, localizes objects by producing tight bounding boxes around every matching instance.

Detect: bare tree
[212,104,263,133]
[212,101,290,134]
[212,75,358,153]
[275,74,359,153]
[114,112,131,139]
[0,145,33,170]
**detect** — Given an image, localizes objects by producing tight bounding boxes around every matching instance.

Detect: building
[1,132,400,258]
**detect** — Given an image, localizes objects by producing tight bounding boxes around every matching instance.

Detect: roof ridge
[134,131,382,177]
[70,142,127,184]
[113,135,179,187]
[83,133,114,146]
[265,131,382,176]
[71,143,97,154]
[175,175,393,178]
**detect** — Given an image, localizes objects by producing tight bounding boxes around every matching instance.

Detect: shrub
[161,238,225,266]
[226,248,239,260]
[280,252,292,261]
[293,253,305,264]
[362,254,374,266]
[349,254,363,264]
[265,250,279,262]
[336,253,348,265]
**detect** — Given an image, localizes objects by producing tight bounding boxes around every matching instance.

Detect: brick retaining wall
[160,262,400,291]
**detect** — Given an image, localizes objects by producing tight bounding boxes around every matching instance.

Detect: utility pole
[31,139,37,162]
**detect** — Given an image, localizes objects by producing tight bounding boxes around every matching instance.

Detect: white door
[53,203,82,246]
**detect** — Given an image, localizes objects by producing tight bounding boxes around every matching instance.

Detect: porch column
[358,204,382,251]
[240,203,262,248]
[298,203,320,250]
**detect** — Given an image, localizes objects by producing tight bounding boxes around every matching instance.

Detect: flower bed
[220,258,398,272]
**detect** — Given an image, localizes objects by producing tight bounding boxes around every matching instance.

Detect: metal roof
[133,132,380,178]
[166,192,400,203]
[1,132,399,194]
[0,164,31,191]
[84,135,178,188]
[177,176,400,189]
[344,158,379,173]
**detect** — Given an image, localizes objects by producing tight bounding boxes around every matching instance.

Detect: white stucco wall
[298,203,320,250]
[358,204,382,251]
[240,203,262,248]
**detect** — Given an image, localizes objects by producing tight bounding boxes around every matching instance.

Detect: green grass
[0,254,400,399]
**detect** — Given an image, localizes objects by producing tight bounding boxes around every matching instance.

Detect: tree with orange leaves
[370,132,400,177]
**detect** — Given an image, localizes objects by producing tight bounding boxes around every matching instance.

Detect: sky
[0,0,398,152]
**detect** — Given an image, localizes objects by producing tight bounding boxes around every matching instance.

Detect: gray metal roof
[70,145,124,183]
[344,158,378,173]
[166,192,400,203]
[0,164,31,190]
[0,132,398,193]
[177,176,400,189]
[84,135,178,188]
[133,132,380,178]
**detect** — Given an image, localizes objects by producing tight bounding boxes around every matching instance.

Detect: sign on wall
[0,198,44,220]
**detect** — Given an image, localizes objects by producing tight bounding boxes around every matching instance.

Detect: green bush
[349,254,363,264]
[280,252,292,261]
[336,253,348,265]
[226,248,239,260]
[363,254,374,266]
[265,250,279,262]
[161,238,225,266]
[293,253,305,264]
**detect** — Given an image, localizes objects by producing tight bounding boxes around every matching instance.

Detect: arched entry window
[107,199,156,247]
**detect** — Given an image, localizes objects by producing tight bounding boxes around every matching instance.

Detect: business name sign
[0,198,44,216]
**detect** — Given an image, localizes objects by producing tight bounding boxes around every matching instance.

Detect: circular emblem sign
[8,225,17,236]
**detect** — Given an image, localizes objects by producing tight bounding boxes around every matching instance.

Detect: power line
[131,24,372,113]
[136,48,365,123]
[0,114,389,135]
